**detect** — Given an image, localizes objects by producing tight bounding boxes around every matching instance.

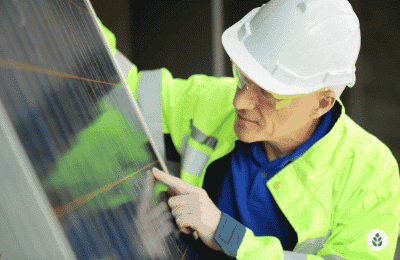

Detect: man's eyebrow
[256,85,271,97]
[257,86,267,94]
[258,86,290,100]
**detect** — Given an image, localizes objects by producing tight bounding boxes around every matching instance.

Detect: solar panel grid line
[0,57,121,86]
[53,161,159,219]
[68,0,89,13]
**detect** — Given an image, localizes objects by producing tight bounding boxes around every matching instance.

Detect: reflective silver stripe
[190,119,218,150]
[321,255,346,260]
[182,145,209,177]
[283,229,344,259]
[283,252,345,260]
[181,134,189,157]
[283,251,308,260]
[115,50,133,79]
[137,69,165,160]
[293,229,332,255]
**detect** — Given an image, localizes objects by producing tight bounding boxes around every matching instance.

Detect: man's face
[232,70,321,144]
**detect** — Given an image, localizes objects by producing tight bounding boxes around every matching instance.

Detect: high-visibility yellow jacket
[48,19,400,259]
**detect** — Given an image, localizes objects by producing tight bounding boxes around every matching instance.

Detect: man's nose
[233,87,258,111]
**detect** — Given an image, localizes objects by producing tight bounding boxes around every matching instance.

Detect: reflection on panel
[0,0,197,259]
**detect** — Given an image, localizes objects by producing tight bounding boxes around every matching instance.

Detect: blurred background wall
[91,0,400,165]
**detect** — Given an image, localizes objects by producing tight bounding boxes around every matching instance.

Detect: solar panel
[0,0,196,259]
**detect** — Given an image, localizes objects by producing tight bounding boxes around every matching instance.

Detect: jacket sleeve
[214,154,400,260]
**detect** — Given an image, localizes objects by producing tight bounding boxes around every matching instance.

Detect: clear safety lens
[232,63,249,89]
[232,62,293,109]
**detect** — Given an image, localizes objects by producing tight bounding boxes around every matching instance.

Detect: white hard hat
[222,0,361,96]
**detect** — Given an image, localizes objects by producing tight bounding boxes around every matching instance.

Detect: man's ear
[312,90,336,119]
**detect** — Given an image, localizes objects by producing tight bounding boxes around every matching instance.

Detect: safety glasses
[232,62,250,90]
[232,62,294,109]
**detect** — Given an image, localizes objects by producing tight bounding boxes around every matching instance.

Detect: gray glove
[130,169,180,259]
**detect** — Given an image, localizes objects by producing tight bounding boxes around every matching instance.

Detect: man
[99,0,400,259]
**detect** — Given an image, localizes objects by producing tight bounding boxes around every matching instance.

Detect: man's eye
[260,89,271,98]
[260,89,283,100]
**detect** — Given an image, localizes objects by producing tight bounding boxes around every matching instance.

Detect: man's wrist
[213,212,246,257]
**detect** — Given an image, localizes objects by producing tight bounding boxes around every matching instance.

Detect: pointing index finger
[152,168,192,195]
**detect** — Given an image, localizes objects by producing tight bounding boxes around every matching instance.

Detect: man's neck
[263,117,321,162]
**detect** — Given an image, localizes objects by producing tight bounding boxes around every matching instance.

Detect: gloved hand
[131,169,180,259]
[152,168,222,252]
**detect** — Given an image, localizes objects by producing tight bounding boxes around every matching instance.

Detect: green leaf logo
[372,233,382,247]
[368,230,387,251]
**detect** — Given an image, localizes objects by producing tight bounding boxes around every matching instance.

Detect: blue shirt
[216,108,334,252]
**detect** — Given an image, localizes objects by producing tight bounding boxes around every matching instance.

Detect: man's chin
[234,125,257,143]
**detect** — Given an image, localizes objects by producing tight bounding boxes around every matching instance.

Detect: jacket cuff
[214,212,246,257]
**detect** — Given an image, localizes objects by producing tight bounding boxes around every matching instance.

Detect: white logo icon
[367,230,388,251]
